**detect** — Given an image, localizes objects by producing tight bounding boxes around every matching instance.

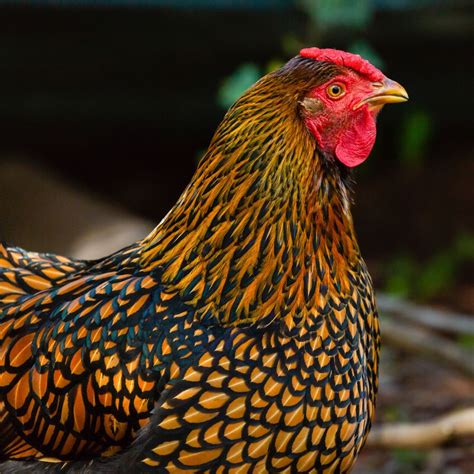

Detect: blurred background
[0,0,472,472]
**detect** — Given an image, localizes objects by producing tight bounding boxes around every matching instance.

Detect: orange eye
[326,83,346,99]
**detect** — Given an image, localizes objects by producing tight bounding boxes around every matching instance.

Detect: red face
[302,69,408,167]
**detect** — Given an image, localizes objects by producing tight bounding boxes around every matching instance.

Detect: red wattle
[334,109,376,167]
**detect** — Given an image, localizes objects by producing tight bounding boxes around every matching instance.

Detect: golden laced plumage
[0,56,379,473]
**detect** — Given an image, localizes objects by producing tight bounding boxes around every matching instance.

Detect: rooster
[0,48,407,473]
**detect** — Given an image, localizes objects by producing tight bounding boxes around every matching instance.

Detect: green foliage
[383,404,408,422]
[390,448,429,473]
[266,59,284,73]
[385,254,418,298]
[398,109,434,170]
[217,60,284,110]
[454,233,474,260]
[416,252,456,300]
[300,0,373,30]
[217,63,261,109]
[384,233,474,300]
[281,34,304,56]
[457,334,474,351]
[348,39,384,69]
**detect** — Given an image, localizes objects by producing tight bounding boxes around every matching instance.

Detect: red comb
[299,47,384,82]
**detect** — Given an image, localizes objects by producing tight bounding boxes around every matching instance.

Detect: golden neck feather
[140,71,361,329]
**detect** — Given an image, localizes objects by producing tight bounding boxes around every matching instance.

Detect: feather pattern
[0,55,380,473]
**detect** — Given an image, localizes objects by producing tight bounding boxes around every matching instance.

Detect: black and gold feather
[0,55,380,473]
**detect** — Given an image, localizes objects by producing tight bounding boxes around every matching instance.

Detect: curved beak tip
[380,77,409,103]
[357,77,409,110]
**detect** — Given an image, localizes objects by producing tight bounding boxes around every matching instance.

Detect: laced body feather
[0,56,379,473]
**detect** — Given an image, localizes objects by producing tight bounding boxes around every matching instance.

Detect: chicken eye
[326,83,346,99]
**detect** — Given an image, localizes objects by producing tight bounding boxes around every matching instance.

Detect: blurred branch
[368,408,474,449]
[377,293,474,335]
[381,317,474,377]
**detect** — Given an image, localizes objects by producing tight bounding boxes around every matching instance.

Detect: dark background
[0,1,472,472]
[0,1,472,253]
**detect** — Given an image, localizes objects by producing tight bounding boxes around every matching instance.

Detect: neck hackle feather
[141,57,361,332]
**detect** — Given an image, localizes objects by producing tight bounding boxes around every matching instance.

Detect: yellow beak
[355,77,409,110]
